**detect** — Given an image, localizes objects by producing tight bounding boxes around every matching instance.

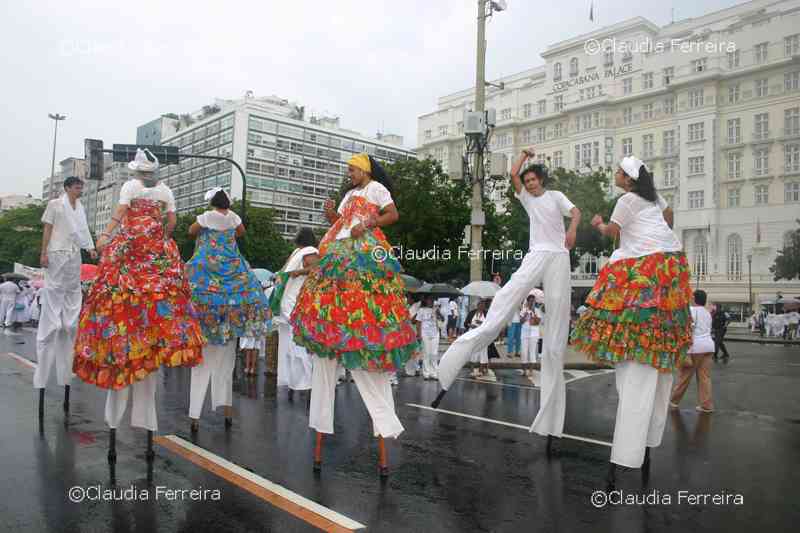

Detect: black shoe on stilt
[108,429,117,464]
[224,417,233,429]
[642,447,651,483]
[288,389,294,402]
[63,385,70,413]
[431,389,447,409]
[546,435,554,456]
[145,430,155,462]
[313,432,323,473]
[38,388,45,421]
[606,462,616,490]
[190,419,199,434]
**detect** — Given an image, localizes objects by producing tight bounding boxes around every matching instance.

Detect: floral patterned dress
[186,225,268,345]
[290,194,418,371]
[73,199,205,390]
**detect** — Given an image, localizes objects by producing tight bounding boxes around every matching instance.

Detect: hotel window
[570,58,579,77]
[538,99,546,114]
[623,78,632,95]
[623,107,632,125]
[438,125,449,137]
[554,62,562,81]
[727,234,743,281]
[692,58,707,73]
[727,118,741,144]
[642,134,654,157]
[457,121,464,134]
[785,34,800,57]
[643,72,653,89]
[786,144,800,173]
[786,71,800,91]
[500,108,512,121]
[424,129,431,140]
[728,188,740,207]
[727,50,740,68]
[755,184,769,204]
[754,113,769,140]
[553,122,562,138]
[523,103,532,118]
[604,50,614,66]
[755,79,769,98]
[663,130,676,155]
[536,127,545,143]
[689,190,704,209]
[754,148,769,176]
[579,89,585,101]
[586,86,596,99]
[689,156,704,174]
[592,111,600,128]
[622,47,632,63]
[664,162,677,186]
[622,138,632,157]
[663,67,674,86]
[727,152,742,179]
[664,97,675,115]
[728,83,740,104]
[755,42,768,64]
[643,103,654,120]
[522,129,531,143]
[786,182,800,202]
[554,95,564,112]
[785,108,800,136]
[553,151,563,168]
[688,122,704,142]
[581,143,591,167]
[689,87,704,108]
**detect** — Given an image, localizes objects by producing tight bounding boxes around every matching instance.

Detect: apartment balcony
[752,131,771,143]
[647,147,680,161]
[781,128,800,140]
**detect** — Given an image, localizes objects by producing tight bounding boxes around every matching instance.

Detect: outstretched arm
[591,214,620,239]
[510,149,534,195]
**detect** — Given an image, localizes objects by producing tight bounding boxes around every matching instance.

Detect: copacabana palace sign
[552,62,634,93]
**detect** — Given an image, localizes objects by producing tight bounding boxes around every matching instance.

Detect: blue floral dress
[186,218,268,345]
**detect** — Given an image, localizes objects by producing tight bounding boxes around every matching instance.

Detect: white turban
[128,148,159,172]
[204,187,229,202]
[620,156,645,179]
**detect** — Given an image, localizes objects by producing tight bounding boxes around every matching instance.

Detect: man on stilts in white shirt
[34,176,96,420]
[434,149,580,453]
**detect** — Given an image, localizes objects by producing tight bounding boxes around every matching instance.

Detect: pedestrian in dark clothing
[712,305,730,361]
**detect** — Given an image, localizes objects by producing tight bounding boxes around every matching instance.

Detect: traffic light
[85,138,104,180]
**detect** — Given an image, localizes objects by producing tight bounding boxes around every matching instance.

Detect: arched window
[727,233,742,280]
[554,62,562,81]
[693,234,708,279]
[570,57,579,77]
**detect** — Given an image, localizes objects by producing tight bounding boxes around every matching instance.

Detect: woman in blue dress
[186,188,268,432]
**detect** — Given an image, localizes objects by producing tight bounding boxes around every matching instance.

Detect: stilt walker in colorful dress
[34,176,97,419]
[270,227,319,400]
[570,156,691,486]
[186,188,268,432]
[291,154,418,477]
[72,149,205,464]
[434,149,580,452]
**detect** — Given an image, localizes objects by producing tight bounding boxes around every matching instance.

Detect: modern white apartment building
[42,157,87,201]
[0,194,40,212]
[417,0,800,317]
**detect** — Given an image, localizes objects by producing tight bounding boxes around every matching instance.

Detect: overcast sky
[2,0,742,196]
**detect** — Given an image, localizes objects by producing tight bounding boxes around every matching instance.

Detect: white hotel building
[417,0,800,318]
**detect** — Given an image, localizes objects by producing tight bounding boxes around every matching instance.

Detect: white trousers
[437,251,571,437]
[287,340,313,391]
[470,345,488,364]
[421,334,439,378]
[610,361,673,468]
[520,334,540,364]
[309,357,404,438]
[0,299,14,326]
[105,371,159,431]
[189,341,236,419]
[33,250,82,390]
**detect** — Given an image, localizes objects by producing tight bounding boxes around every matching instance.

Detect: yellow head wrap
[347,153,372,174]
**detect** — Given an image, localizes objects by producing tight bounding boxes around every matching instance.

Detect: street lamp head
[491,0,508,11]
[48,113,66,121]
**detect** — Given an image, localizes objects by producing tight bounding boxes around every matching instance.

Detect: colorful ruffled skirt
[570,252,693,372]
[73,200,205,390]
[290,231,418,371]
[186,228,268,345]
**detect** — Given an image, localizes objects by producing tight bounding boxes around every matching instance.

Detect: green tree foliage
[770,219,800,281]
[0,204,46,272]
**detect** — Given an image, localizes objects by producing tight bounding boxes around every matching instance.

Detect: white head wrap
[128,148,159,172]
[204,187,229,202]
[620,156,645,179]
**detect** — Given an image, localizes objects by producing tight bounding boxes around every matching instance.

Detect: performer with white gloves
[271,228,319,400]
[33,176,97,418]
[434,149,580,452]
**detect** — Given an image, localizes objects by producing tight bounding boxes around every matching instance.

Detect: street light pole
[48,113,66,200]
[747,253,753,313]
[470,0,488,283]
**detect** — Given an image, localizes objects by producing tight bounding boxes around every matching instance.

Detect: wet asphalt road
[1,326,798,532]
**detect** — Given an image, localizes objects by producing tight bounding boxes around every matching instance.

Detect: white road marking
[406,403,612,447]
[4,352,37,370]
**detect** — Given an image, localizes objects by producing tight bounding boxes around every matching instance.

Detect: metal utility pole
[470,0,488,283]
[747,253,753,313]
[48,113,66,199]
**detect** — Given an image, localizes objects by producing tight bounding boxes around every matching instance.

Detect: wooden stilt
[378,436,389,478]
[313,432,323,472]
[108,429,117,464]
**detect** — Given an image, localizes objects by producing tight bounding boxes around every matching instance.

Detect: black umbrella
[2,273,29,281]
[400,274,424,292]
[416,283,462,297]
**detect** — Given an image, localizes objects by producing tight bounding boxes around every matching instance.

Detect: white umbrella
[777,297,800,304]
[460,281,501,298]
[529,288,545,303]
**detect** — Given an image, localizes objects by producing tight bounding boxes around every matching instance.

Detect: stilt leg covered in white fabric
[33,250,82,389]
[610,361,674,468]
[189,341,236,419]
[309,357,404,438]
[105,371,159,431]
[530,254,571,437]
[276,321,291,387]
[287,340,313,391]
